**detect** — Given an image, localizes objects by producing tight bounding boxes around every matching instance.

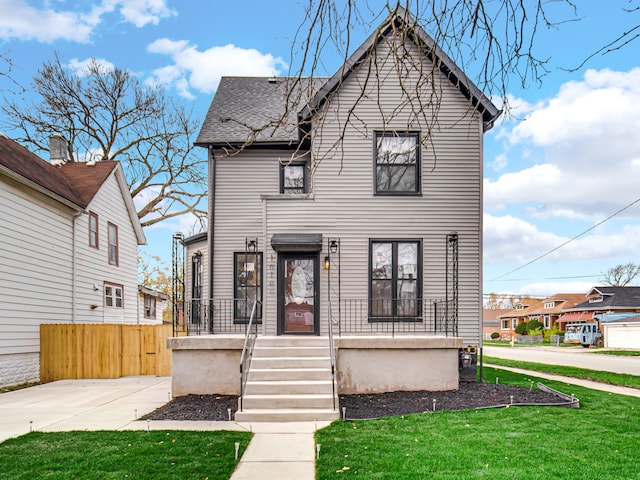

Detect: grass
[0,430,252,480]
[483,356,640,390]
[316,368,640,479]
[593,350,640,357]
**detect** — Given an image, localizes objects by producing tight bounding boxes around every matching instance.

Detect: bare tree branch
[0,53,207,228]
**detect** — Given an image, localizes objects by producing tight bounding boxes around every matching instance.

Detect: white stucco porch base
[167,335,463,396]
[335,336,462,394]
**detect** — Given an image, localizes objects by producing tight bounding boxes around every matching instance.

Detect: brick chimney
[49,134,69,166]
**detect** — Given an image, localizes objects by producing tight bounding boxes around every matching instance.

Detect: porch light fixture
[246,238,257,253]
[324,256,330,270]
[329,239,338,254]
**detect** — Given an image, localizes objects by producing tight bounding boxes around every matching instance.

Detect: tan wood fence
[40,323,172,383]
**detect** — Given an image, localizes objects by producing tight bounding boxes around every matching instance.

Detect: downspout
[208,146,216,321]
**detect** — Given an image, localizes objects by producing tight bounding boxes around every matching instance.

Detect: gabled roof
[0,133,85,209]
[0,134,145,245]
[569,286,640,311]
[498,298,544,319]
[196,6,501,148]
[299,5,501,130]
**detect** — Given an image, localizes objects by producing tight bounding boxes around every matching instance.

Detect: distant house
[168,6,500,420]
[0,134,145,387]
[498,298,544,338]
[561,286,640,328]
[534,293,585,330]
[482,308,509,339]
[138,286,169,324]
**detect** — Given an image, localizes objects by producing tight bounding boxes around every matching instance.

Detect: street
[482,345,640,376]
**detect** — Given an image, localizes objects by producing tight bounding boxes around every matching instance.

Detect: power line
[491,195,640,281]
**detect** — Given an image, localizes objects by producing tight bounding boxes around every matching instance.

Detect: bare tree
[1,53,206,228]
[600,262,640,287]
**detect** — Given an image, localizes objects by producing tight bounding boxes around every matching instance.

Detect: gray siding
[211,38,483,343]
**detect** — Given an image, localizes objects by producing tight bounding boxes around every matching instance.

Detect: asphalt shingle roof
[196,77,327,146]
[0,134,116,209]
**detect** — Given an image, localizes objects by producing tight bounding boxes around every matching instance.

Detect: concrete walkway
[0,376,329,480]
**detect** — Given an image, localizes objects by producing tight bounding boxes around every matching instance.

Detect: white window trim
[105,282,124,308]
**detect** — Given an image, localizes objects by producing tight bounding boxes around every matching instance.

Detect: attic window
[515,304,524,310]
[589,296,603,303]
[544,302,554,309]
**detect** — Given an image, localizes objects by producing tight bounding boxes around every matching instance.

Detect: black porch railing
[180,297,456,337]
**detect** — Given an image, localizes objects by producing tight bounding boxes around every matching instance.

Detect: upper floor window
[108,222,119,266]
[544,302,554,309]
[105,283,123,308]
[589,296,603,303]
[89,212,99,248]
[374,132,420,195]
[516,304,524,310]
[280,162,307,194]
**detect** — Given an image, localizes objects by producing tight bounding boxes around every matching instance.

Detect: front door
[278,253,319,334]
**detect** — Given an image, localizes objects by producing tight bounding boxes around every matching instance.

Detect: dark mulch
[141,381,570,422]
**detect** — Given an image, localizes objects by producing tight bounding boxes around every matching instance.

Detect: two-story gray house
[168,6,500,422]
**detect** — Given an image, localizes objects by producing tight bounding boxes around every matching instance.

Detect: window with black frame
[370,240,421,321]
[234,252,263,322]
[374,132,420,194]
[280,162,307,194]
[191,253,202,325]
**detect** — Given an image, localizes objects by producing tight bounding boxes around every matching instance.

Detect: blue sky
[1,1,639,298]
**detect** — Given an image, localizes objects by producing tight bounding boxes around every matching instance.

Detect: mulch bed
[141,381,570,422]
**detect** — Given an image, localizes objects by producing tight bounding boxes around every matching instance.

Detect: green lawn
[316,368,640,479]
[0,430,252,480]
[483,356,640,389]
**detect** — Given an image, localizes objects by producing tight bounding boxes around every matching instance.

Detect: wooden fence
[40,323,172,383]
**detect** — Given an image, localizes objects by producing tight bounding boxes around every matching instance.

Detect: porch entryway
[278,253,319,335]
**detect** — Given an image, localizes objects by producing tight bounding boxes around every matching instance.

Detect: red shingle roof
[0,135,116,209]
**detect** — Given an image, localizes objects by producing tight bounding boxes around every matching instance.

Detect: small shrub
[515,321,528,335]
[528,327,544,337]
[490,332,500,340]
[527,319,544,333]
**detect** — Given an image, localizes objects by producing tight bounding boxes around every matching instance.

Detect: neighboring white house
[603,315,640,349]
[138,286,170,324]
[169,6,500,417]
[0,133,146,387]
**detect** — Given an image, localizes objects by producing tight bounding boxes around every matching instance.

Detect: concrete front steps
[235,336,339,422]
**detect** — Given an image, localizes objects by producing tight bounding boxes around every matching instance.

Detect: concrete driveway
[0,376,172,443]
[483,345,640,375]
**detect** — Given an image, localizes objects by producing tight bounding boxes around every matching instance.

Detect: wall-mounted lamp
[90,304,99,310]
[324,256,330,270]
[329,239,338,254]
[92,283,100,291]
[246,238,257,253]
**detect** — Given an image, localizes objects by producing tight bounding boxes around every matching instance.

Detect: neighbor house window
[144,295,156,319]
[107,222,118,266]
[89,212,99,248]
[105,283,123,308]
[544,315,551,329]
[512,319,518,329]
[234,252,263,322]
[280,162,307,194]
[501,319,510,330]
[544,301,554,309]
[369,240,421,320]
[374,132,420,194]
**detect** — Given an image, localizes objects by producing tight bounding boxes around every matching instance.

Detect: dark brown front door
[277,253,319,334]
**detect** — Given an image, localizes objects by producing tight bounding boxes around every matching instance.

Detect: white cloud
[516,281,594,297]
[146,39,288,98]
[483,214,640,264]
[0,0,175,43]
[68,57,115,76]
[486,68,640,220]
